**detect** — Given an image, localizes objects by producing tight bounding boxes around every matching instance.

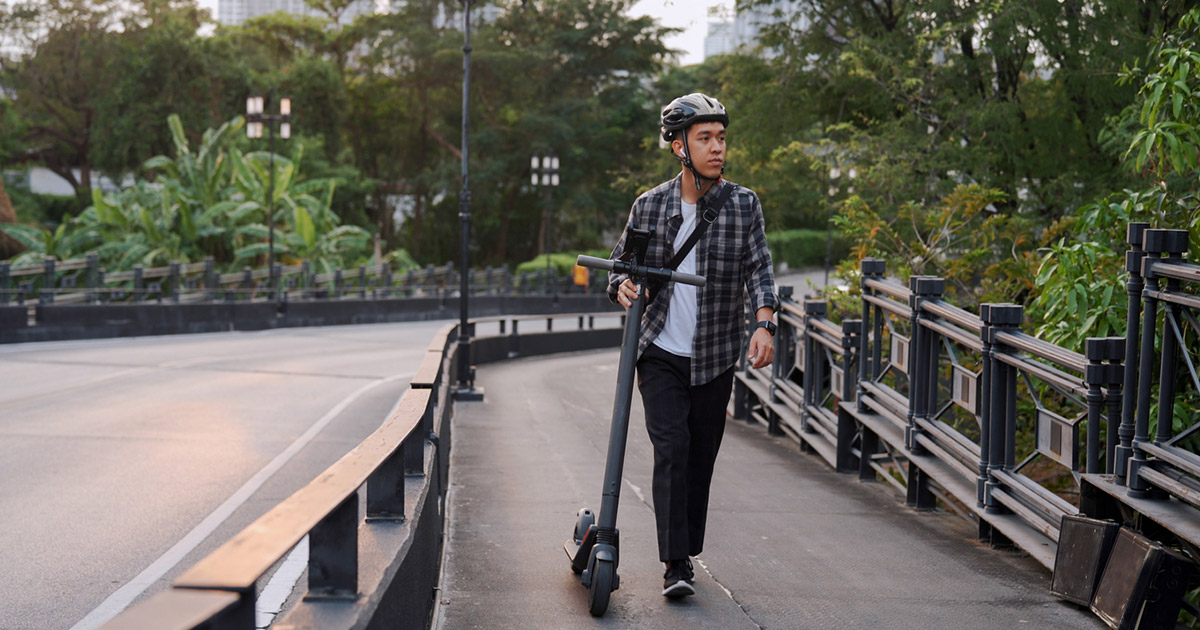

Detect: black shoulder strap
[665,181,735,271]
[647,182,736,302]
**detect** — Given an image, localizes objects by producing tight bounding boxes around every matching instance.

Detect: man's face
[674,121,726,180]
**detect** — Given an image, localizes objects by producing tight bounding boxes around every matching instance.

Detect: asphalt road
[0,320,462,630]
[437,349,1106,629]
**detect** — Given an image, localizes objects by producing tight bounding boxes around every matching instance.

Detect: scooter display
[565,226,706,616]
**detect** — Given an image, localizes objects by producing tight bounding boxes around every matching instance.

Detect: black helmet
[660,93,729,142]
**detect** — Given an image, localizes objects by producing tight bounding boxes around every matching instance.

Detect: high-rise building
[217,0,375,26]
[703,0,807,60]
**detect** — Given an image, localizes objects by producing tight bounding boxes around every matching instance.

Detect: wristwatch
[755,320,777,336]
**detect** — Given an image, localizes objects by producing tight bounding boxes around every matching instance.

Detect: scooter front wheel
[588,559,614,616]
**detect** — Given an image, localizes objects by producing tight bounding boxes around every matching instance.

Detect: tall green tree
[0,0,122,202]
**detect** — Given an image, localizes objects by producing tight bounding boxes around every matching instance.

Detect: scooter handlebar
[575,255,706,288]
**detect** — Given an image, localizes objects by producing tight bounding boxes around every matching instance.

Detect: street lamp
[246,91,291,298]
[454,0,483,401]
[530,153,560,297]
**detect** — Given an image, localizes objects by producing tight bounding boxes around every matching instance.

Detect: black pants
[636,344,735,562]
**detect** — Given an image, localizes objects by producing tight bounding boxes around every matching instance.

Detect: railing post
[334,269,344,299]
[169,262,181,303]
[382,262,393,298]
[204,257,216,301]
[981,303,1022,513]
[0,261,10,305]
[367,447,406,522]
[773,285,795,386]
[858,259,885,408]
[1153,230,1189,452]
[307,493,358,599]
[85,253,98,302]
[801,300,826,435]
[241,266,253,301]
[836,318,862,472]
[404,420,426,476]
[358,265,367,299]
[134,265,145,303]
[508,319,520,357]
[977,304,993,508]
[906,276,945,454]
[41,257,56,305]
[1085,338,1125,475]
[1116,223,1150,485]
[1128,229,1187,496]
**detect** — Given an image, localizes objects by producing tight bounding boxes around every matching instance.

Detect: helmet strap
[675,132,722,191]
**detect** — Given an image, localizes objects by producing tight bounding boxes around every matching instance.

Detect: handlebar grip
[669,270,706,287]
[576,254,706,288]
[576,255,614,272]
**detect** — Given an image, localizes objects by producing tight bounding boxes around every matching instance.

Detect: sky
[193,0,727,66]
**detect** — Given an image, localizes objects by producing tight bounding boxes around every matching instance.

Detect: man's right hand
[617,279,646,309]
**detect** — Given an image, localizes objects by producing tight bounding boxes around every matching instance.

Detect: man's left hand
[746,327,774,369]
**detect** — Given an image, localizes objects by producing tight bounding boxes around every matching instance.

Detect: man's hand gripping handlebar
[576,255,705,309]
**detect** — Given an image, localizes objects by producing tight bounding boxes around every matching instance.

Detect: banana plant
[228,142,370,271]
[0,219,101,266]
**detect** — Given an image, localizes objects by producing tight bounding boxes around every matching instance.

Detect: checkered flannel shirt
[607,175,777,386]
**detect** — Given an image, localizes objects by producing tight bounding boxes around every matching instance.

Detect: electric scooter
[565,226,706,617]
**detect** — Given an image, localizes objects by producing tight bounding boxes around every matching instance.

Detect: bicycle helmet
[659,93,729,189]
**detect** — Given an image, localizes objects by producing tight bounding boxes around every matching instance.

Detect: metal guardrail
[98,322,460,630]
[0,255,608,307]
[94,311,624,630]
[1081,225,1200,557]
[734,224,1199,576]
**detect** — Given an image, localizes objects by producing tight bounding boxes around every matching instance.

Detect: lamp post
[454,0,483,401]
[246,91,291,298]
[530,153,560,297]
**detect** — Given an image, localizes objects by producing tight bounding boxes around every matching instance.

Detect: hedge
[766,229,849,269]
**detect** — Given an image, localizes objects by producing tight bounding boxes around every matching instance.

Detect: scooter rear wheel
[588,559,614,616]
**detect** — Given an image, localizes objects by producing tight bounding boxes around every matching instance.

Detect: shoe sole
[662,580,695,598]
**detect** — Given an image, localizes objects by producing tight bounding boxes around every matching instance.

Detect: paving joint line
[694,557,765,630]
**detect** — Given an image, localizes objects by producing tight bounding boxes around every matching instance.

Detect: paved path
[0,320,457,630]
[437,349,1104,629]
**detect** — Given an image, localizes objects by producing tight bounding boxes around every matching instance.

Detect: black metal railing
[0,255,608,306]
[734,223,1199,573]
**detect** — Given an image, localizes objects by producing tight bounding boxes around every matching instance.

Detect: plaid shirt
[608,175,777,386]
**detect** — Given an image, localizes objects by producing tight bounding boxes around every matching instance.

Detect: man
[607,93,777,599]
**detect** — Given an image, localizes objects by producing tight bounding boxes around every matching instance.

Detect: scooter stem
[596,287,645,531]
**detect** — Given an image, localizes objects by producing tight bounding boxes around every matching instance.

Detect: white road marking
[255,536,309,629]
[623,478,648,505]
[70,372,412,630]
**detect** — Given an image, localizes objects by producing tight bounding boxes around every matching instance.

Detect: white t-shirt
[653,201,699,357]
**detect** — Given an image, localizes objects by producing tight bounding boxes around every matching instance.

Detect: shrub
[766,229,850,269]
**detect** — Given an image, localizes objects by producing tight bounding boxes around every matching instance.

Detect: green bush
[514,233,846,278]
[516,250,611,276]
[767,229,850,269]
[5,186,83,225]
